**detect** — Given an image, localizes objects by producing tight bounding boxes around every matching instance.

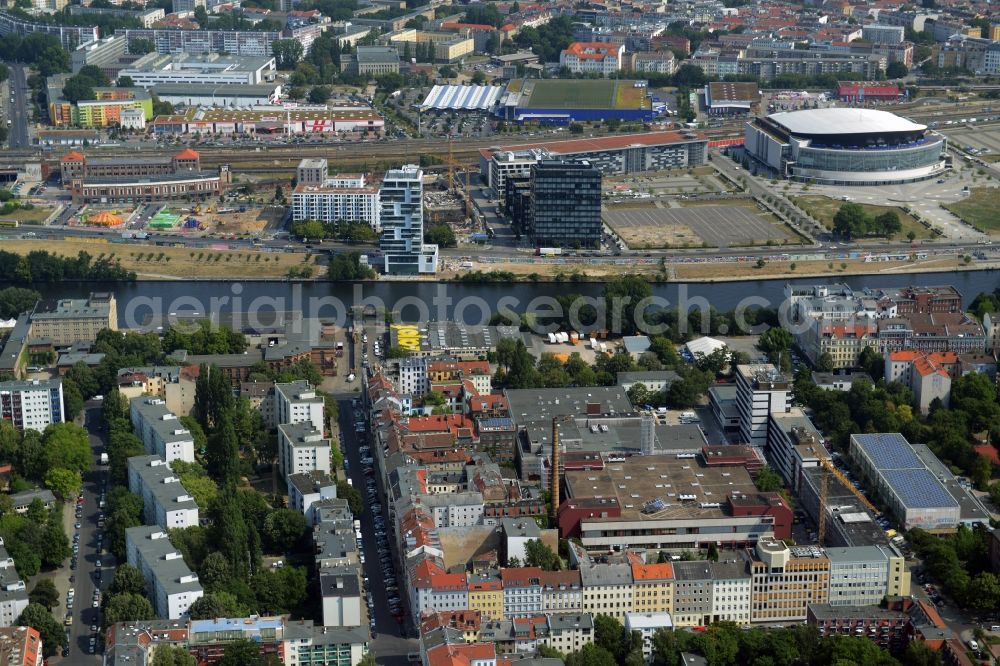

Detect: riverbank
[5,239,998,284]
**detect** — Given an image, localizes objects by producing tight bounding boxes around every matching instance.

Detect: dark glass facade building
[521,161,602,248]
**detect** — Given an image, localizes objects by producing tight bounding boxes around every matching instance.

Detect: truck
[536,247,562,256]
[99,452,109,465]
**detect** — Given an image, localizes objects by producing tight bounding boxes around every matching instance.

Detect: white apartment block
[579,563,634,621]
[826,545,909,606]
[278,422,332,480]
[292,173,381,230]
[0,379,65,433]
[273,381,325,432]
[320,570,363,627]
[127,455,200,530]
[559,42,624,75]
[709,563,752,625]
[735,364,792,449]
[288,471,337,526]
[129,397,196,463]
[0,540,28,628]
[125,526,203,619]
[397,357,429,396]
[422,492,484,528]
[501,570,543,619]
[544,613,594,655]
[624,613,673,662]
[487,148,547,200]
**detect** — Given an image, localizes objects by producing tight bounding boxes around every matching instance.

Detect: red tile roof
[174,148,200,160]
[61,150,85,162]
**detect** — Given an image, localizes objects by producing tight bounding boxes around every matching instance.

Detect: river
[6,270,997,331]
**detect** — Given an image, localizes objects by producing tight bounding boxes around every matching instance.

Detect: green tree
[566,643,617,666]
[44,467,82,499]
[28,579,59,609]
[604,276,654,335]
[424,223,457,247]
[117,75,134,88]
[0,286,39,319]
[262,508,307,553]
[102,593,155,628]
[757,327,793,366]
[336,479,363,515]
[272,39,304,69]
[308,85,331,104]
[109,564,148,597]
[833,203,868,240]
[151,645,198,666]
[129,38,155,55]
[16,603,66,657]
[61,75,95,103]
[198,551,232,592]
[41,423,91,475]
[902,639,941,666]
[218,638,267,666]
[755,466,784,492]
[816,352,835,372]
[188,591,248,620]
[207,418,241,489]
[524,539,562,570]
[886,62,908,78]
[593,615,627,662]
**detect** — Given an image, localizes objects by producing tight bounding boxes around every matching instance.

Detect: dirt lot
[442,253,992,282]
[189,205,286,236]
[1,239,322,279]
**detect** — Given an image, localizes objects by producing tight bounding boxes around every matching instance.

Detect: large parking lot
[943,124,1000,157]
[605,203,789,249]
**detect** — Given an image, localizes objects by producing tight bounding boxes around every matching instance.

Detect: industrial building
[703,82,760,115]
[148,83,281,108]
[744,108,948,185]
[849,433,963,530]
[118,53,276,87]
[481,132,707,195]
[29,291,117,346]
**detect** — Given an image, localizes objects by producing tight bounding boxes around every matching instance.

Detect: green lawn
[0,205,54,225]
[792,195,934,240]
[524,79,618,109]
[943,187,1000,234]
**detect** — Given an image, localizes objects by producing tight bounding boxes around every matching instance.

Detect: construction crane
[817,457,880,545]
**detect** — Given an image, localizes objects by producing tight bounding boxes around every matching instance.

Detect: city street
[337,398,417,666]
[49,403,114,664]
[5,64,31,149]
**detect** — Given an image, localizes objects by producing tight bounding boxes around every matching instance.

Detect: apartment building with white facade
[580,563,634,621]
[0,379,64,433]
[288,470,337,526]
[559,42,624,74]
[292,172,381,229]
[0,540,28,628]
[272,381,325,432]
[501,568,544,619]
[129,396,196,463]
[320,569,363,627]
[125,526,203,619]
[278,422,332,480]
[127,455,199,530]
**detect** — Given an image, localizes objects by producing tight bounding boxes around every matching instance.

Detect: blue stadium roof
[881,468,960,510]
[853,433,923,470]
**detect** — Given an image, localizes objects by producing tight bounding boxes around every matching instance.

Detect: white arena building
[744,108,948,185]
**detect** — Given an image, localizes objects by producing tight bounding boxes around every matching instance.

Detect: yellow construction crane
[817,457,880,545]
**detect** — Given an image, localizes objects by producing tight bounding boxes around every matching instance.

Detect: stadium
[495,79,661,124]
[744,108,948,185]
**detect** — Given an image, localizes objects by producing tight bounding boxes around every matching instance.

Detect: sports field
[522,79,644,109]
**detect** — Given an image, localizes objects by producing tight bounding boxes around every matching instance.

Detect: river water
[7,271,997,332]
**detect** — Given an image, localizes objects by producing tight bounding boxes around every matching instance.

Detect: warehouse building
[849,433,960,530]
[148,83,281,108]
[119,53,276,87]
[480,132,707,194]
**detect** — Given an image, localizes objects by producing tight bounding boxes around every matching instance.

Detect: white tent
[685,336,728,359]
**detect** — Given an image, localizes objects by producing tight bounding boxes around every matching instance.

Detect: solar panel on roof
[882,469,959,509]
[854,433,922,470]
